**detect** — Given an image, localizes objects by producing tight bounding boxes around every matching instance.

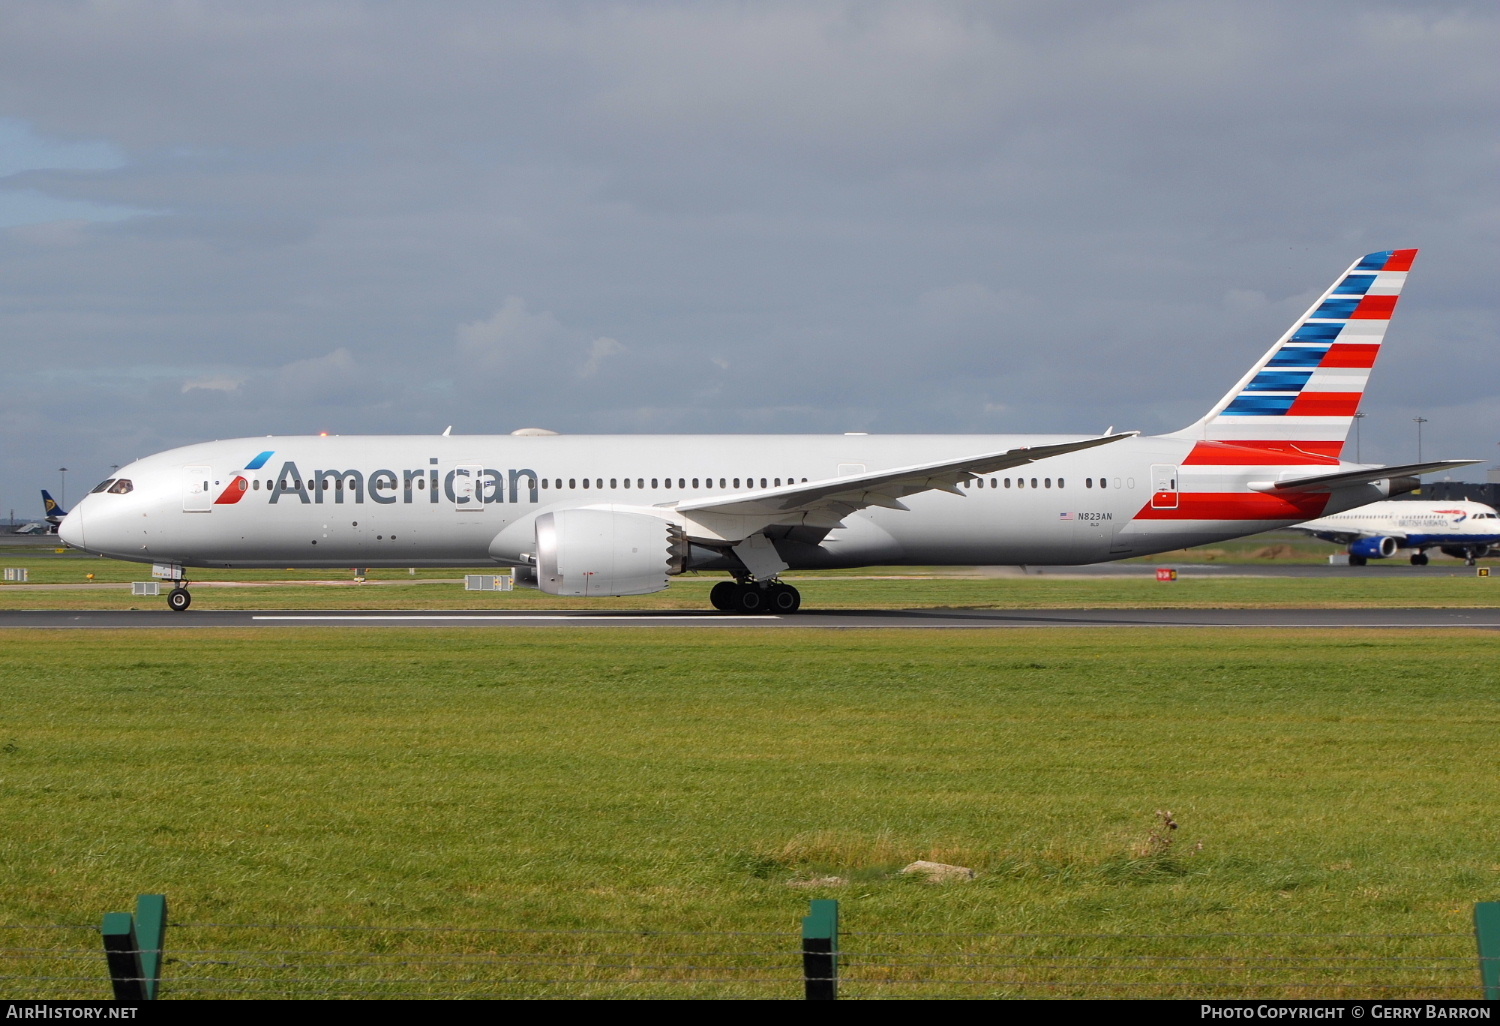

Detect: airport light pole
[1352,412,1365,463]
[1413,417,1428,463]
[58,467,67,510]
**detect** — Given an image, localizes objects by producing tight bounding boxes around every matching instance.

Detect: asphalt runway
[3,607,1498,630]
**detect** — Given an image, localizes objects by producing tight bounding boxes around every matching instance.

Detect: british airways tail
[41,490,69,525]
[1169,249,1417,459]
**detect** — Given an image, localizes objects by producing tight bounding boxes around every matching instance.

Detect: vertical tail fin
[1170,249,1417,458]
[41,490,67,519]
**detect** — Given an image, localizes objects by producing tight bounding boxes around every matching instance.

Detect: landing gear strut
[167,585,192,612]
[710,579,801,614]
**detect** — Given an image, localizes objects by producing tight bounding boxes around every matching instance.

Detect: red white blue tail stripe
[1138,250,1418,527]
[1173,249,1416,459]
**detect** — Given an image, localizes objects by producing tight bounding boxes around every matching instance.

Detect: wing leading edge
[669,432,1138,529]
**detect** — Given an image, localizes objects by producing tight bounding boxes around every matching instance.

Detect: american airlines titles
[265,460,539,506]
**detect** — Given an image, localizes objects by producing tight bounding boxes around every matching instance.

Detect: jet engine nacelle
[1349,536,1398,560]
[1440,544,1492,560]
[534,509,684,596]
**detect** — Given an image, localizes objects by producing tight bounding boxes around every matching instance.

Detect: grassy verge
[1,627,1495,997]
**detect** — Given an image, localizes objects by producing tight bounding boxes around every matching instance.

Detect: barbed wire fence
[3,897,1497,1000]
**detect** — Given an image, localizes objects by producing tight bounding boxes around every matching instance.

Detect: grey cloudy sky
[1,0,1496,515]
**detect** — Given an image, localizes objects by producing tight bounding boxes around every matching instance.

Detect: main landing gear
[1410,552,1429,566]
[167,585,192,611]
[710,579,801,614]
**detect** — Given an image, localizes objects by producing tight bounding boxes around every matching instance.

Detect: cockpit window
[106,479,133,494]
[91,479,116,494]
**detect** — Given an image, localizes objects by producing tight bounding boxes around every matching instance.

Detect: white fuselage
[1296,500,1500,552]
[63,432,1394,571]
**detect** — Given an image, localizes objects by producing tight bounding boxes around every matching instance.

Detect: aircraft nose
[58,507,84,550]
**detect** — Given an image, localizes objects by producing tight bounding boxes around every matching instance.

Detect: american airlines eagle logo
[213,451,276,505]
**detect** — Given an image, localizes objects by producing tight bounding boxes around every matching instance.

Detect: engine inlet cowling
[534,509,677,596]
[1349,535,1398,560]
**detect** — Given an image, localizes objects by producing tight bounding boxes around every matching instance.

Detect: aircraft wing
[670,432,1137,525]
[1257,459,1483,494]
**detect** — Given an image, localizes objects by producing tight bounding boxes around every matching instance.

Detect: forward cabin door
[183,466,212,512]
[1150,464,1180,510]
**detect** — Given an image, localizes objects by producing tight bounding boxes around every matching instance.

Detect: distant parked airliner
[1294,499,1500,565]
[61,249,1478,612]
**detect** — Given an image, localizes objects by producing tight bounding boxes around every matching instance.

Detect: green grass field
[2,627,1497,998]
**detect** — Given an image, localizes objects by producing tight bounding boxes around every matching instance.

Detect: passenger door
[183,466,212,512]
[1150,464,1180,510]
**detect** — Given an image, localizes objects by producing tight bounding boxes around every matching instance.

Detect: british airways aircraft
[60,249,1479,612]
[1293,499,1500,566]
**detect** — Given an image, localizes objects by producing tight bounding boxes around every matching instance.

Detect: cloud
[181,374,243,394]
[581,336,626,377]
[455,297,565,378]
[0,0,1493,492]
[273,347,366,403]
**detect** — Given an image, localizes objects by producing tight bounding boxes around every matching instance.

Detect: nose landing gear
[167,585,192,611]
[709,578,801,614]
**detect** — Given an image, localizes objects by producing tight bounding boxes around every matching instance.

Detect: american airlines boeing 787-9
[60,249,1478,612]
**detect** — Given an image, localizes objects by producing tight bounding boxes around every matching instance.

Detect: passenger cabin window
[582,479,590,489]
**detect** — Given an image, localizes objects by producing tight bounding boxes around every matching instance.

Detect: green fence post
[1475,902,1500,1000]
[101,912,146,1002]
[802,898,839,1000]
[134,894,167,1000]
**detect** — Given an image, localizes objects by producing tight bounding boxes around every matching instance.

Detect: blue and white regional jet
[1294,499,1500,565]
[60,250,1479,612]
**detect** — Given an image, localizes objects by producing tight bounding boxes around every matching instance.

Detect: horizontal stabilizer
[1255,459,1483,494]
